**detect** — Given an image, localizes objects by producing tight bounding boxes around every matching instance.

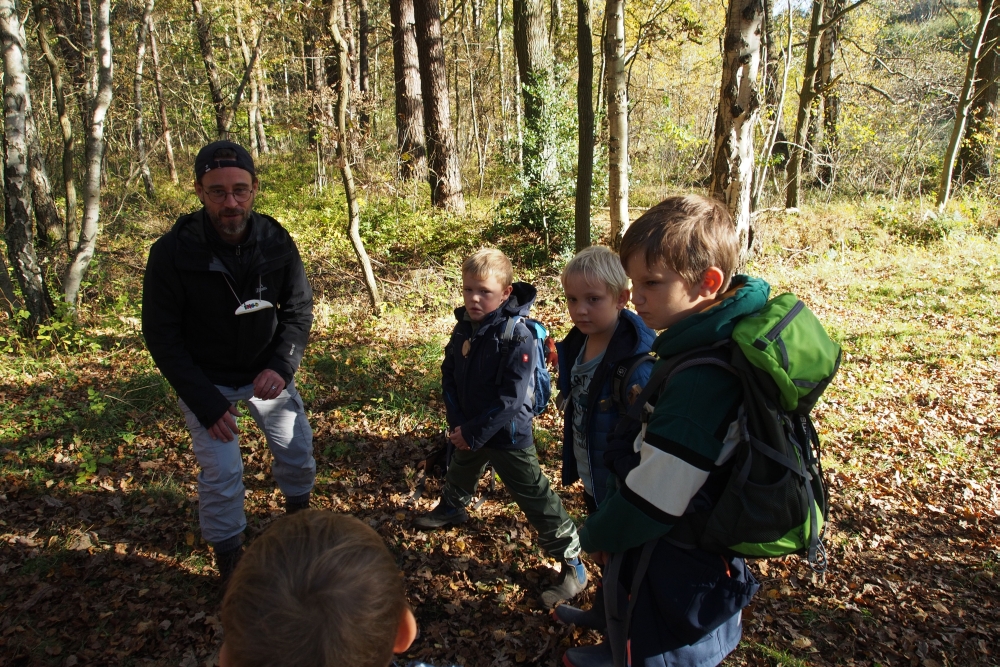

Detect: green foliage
[488,179,575,266]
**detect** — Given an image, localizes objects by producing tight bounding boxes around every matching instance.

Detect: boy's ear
[393,608,418,654]
[615,288,630,310]
[502,284,513,301]
[698,267,726,297]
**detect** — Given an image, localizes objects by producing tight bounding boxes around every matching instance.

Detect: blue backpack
[495,315,552,415]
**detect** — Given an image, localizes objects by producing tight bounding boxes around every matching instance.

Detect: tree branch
[818,0,872,31]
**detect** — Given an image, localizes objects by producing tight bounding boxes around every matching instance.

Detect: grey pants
[442,445,581,560]
[179,382,315,545]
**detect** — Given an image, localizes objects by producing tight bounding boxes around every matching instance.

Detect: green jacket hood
[651,275,770,358]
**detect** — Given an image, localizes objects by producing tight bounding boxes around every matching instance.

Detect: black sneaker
[540,556,588,607]
[217,544,245,589]
[413,501,469,529]
[552,587,607,630]
[285,493,310,515]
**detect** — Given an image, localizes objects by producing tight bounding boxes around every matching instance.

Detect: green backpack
[629,293,841,571]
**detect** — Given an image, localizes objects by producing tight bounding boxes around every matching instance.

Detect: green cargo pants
[441,445,581,561]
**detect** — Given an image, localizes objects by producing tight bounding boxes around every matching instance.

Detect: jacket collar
[172,209,295,274]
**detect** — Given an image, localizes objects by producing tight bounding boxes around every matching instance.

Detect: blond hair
[222,511,406,667]
[619,195,739,290]
[561,245,629,295]
[462,248,513,287]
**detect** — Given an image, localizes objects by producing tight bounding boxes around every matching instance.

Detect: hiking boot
[216,544,245,589]
[562,642,613,667]
[552,587,606,630]
[413,501,469,529]
[285,492,311,515]
[540,556,588,607]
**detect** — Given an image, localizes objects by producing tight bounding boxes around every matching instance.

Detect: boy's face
[563,273,629,337]
[462,272,513,321]
[624,254,718,331]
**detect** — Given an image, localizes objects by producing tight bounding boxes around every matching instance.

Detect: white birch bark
[64,0,113,309]
[709,0,765,262]
[134,0,155,198]
[605,0,628,245]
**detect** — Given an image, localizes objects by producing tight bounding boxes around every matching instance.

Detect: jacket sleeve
[461,324,535,450]
[266,245,313,383]
[580,365,741,554]
[142,237,232,428]
[441,328,467,428]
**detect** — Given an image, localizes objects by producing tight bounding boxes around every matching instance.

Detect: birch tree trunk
[27,100,63,244]
[35,2,79,233]
[413,0,465,212]
[1,0,52,327]
[192,0,228,139]
[513,0,555,184]
[785,0,823,209]
[709,0,764,262]
[0,251,18,315]
[605,0,628,245]
[147,17,178,183]
[329,0,381,311]
[816,0,842,186]
[64,0,112,309]
[390,0,427,180]
[358,0,371,132]
[958,0,1000,181]
[938,0,995,209]
[134,0,155,198]
[575,0,594,250]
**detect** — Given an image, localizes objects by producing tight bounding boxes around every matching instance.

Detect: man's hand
[449,426,471,451]
[590,551,610,567]
[253,369,286,400]
[208,405,241,442]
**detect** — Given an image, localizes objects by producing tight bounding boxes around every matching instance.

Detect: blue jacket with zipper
[556,309,656,505]
[441,282,538,451]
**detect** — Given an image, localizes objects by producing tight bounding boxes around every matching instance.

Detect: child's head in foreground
[461,248,514,322]
[619,194,740,331]
[560,245,630,338]
[220,511,417,667]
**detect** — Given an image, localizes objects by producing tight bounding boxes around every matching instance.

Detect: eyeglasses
[204,186,254,204]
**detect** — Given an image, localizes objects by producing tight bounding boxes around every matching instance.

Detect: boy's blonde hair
[462,248,513,287]
[560,245,629,295]
[619,194,739,290]
[222,511,406,667]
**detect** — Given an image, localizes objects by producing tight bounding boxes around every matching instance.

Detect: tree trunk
[234,5,261,158]
[958,0,1000,181]
[147,17,178,183]
[1,0,52,327]
[513,0,556,184]
[413,0,465,212]
[358,0,371,132]
[390,0,427,179]
[134,0,155,198]
[34,3,78,241]
[752,0,793,208]
[575,0,594,251]
[785,0,823,209]
[938,0,995,208]
[496,0,510,148]
[191,0,228,139]
[605,0,628,245]
[0,251,18,315]
[64,0,112,309]
[709,0,764,263]
[27,100,63,245]
[329,0,381,311]
[816,0,842,187]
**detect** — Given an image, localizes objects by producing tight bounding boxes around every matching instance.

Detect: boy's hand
[449,426,471,451]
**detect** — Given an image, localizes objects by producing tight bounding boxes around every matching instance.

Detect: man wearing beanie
[142,141,315,584]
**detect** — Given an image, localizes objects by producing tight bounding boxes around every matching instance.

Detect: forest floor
[0,198,998,667]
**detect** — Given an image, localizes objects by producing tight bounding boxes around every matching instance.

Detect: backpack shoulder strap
[605,539,657,667]
[624,342,738,423]
[496,315,523,385]
[611,352,656,413]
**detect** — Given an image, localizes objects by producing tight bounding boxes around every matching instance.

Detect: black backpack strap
[605,539,657,667]
[495,316,521,386]
[611,352,656,414]
[625,343,737,423]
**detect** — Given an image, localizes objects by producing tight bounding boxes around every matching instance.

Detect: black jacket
[142,209,313,428]
[441,282,537,450]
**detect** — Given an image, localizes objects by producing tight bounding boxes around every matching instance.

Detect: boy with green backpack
[563,195,839,667]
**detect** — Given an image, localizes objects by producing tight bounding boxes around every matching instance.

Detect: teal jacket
[580,275,771,554]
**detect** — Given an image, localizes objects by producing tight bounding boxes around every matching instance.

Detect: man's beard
[208,206,251,239]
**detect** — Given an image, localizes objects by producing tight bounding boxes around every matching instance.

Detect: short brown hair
[619,195,739,290]
[462,248,513,287]
[222,511,406,667]
[561,245,629,295]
